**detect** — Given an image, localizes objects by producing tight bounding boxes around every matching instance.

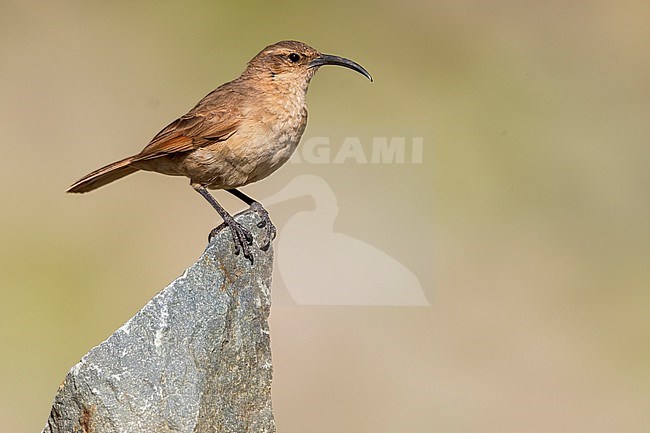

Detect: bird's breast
[182,94,308,190]
[242,99,308,180]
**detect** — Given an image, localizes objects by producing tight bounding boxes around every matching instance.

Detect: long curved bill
[309,54,373,82]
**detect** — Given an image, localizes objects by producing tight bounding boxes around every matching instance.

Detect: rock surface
[42,210,275,433]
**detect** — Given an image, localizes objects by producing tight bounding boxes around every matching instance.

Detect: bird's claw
[206,202,274,261]
[229,219,254,263]
[209,218,254,264]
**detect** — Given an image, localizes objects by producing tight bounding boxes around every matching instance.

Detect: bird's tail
[67,156,139,193]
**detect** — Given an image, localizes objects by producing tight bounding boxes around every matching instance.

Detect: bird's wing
[133,88,242,161]
[134,82,245,161]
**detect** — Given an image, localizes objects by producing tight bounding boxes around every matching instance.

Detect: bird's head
[244,40,372,91]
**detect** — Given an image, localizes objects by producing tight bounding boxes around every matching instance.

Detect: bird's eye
[288,53,301,63]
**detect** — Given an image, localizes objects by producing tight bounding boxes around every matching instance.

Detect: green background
[1,1,649,431]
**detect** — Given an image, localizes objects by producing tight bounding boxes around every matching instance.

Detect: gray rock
[42,210,275,433]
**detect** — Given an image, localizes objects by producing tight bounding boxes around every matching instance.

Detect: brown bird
[67,40,372,263]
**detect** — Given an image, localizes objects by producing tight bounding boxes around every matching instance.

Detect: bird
[67,40,372,263]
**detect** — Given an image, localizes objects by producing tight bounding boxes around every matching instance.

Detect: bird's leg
[226,189,276,251]
[192,184,254,264]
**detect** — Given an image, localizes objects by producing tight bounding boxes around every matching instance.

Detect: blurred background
[2,1,649,431]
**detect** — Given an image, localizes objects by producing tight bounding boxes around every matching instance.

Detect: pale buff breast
[178,93,308,190]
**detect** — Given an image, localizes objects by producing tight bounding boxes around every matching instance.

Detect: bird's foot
[250,202,276,251]
[209,217,254,264]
